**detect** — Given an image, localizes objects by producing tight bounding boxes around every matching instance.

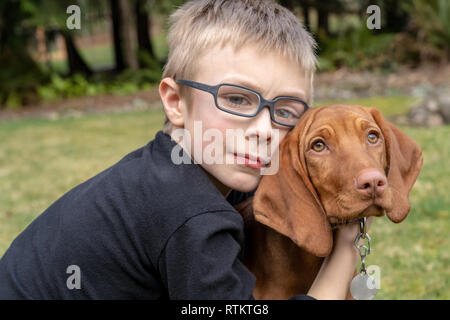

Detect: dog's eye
[367,131,379,144]
[312,140,326,152]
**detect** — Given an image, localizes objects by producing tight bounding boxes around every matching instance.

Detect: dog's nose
[355,169,387,197]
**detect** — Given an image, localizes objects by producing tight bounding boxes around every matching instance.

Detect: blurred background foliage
[0,0,183,108]
[0,0,449,109]
[0,0,449,300]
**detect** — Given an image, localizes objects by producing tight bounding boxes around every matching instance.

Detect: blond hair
[161,0,317,133]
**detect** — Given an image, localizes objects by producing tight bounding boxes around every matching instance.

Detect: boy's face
[178,43,310,193]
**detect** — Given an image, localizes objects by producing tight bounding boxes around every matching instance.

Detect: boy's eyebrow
[220,76,307,101]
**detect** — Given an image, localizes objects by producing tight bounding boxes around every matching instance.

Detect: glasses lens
[274,99,307,126]
[217,85,259,115]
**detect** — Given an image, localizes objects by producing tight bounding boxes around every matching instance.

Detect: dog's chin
[328,203,386,229]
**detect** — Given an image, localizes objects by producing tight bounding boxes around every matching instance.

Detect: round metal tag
[350,273,378,300]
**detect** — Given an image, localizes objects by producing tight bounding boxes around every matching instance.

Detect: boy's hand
[307,216,374,300]
[334,216,374,248]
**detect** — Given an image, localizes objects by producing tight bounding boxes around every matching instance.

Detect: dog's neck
[235,196,327,299]
[242,216,325,299]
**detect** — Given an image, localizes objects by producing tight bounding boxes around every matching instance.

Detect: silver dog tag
[350,273,378,300]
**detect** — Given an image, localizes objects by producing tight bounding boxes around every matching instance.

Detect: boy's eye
[275,108,298,119]
[226,95,250,106]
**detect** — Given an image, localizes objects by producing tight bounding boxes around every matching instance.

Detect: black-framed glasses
[175,79,309,127]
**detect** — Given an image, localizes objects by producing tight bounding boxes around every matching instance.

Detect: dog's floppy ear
[368,107,423,223]
[253,108,333,257]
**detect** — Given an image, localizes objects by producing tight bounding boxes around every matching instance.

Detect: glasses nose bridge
[257,96,275,115]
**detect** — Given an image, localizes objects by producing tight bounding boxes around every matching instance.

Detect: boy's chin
[220,171,261,193]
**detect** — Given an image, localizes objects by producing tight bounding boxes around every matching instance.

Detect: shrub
[403,0,450,63]
[36,68,162,104]
[318,26,396,72]
[0,50,49,108]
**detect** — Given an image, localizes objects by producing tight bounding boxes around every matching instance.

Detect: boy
[0,0,367,299]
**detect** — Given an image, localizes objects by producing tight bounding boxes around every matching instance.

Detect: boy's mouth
[233,153,270,169]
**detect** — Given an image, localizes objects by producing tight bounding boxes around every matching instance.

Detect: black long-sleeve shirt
[0,130,313,300]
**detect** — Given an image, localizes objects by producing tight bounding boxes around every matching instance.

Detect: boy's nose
[246,107,272,141]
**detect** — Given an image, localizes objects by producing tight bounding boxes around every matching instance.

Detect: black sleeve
[289,295,316,300]
[157,210,315,300]
[158,210,255,299]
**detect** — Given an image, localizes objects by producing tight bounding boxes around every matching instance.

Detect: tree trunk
[300,3,310,31]
[110,0,125,71]
[136,0,155,64]
[279,0,295,11]
[317,7,329,37]
[384,0,408,33]
[118,0,139,70]
[61,31,92,76]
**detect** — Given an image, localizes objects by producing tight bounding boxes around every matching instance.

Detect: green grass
[315,95,421,117]
[0,109,166,255]
[0,95,448,299]
[369,125,450,299]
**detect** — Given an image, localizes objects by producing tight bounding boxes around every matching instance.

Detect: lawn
[0,96,448,299]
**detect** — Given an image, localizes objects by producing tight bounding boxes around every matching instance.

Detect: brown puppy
[235,105,423,299]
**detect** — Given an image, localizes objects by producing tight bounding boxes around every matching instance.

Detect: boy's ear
[159,77,185,127]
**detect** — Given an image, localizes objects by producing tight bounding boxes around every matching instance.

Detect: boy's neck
[200,167,232,198]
